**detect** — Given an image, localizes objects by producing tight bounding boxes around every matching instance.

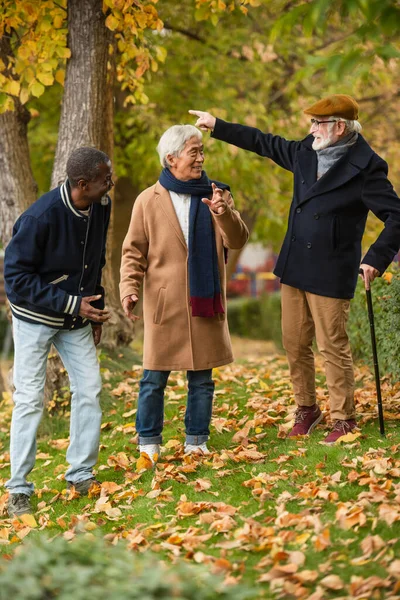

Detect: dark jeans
[136,369,214,445]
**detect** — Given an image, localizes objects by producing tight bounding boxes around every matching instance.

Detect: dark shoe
[287,404,323,437]
[7,493,33,517]
[324,419,358,444]
[66,477,101,496]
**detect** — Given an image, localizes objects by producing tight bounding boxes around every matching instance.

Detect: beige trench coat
[120,182,249,371]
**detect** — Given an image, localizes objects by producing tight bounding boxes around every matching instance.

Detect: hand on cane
[359,263,380,290]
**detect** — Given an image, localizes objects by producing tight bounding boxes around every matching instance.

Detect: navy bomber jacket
[5,181,111,329]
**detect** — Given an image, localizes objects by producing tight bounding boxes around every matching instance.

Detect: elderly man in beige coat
[120,124,248,466]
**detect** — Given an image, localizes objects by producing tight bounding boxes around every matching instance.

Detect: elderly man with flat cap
[190,95,400,444]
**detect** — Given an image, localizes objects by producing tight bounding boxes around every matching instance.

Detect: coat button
[291,236,296,242]
[307,242,312,249]
[314,213,320,220]
[296,207,302,213]
[302,180,305,184]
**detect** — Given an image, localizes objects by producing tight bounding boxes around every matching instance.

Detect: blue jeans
[136,369,214,445]
[6,318,102,496]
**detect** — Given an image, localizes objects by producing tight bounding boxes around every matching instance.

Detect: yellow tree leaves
[0,0,69,110]
[0,0,165,112]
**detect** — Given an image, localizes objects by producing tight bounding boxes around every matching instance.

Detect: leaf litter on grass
[0,352,400,598]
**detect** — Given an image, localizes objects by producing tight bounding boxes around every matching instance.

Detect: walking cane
[359,268,385,436]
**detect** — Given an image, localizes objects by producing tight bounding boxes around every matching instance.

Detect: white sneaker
[184,442,210,455]
[138,444,160,465]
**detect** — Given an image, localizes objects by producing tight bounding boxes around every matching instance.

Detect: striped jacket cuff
[64,295,81,316]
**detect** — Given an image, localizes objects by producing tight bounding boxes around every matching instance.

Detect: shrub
[227,293,282,347]
[0,535,253,600]
[347,269,400,380]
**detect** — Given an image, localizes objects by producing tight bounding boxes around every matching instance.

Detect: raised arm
[189,110,301,173]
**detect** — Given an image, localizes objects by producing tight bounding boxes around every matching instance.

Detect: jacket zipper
[78,209,92,294]
[49,274,69,285]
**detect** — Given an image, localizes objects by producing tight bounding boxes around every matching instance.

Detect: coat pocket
[153,287,166,325]
[49,274,69,285]
[331,216,339,251]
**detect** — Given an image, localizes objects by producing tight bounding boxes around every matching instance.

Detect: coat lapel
[297,149,317,192]
[155,182,187,250]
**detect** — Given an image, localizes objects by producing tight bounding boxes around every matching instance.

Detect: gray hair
[157,125,202,168]
[66,147,111,187]
[331,116,362,134]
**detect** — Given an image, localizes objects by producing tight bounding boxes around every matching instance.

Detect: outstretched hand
[202,182,227,215]
[79,295,110,323]
[188,110,216,131]
[122,294,140,321]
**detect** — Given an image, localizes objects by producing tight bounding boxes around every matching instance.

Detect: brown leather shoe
[324,419,358,444]
[287,404,323,437]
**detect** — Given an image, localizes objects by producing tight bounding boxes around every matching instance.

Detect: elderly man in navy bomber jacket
[4,146,113,517]
[190,96,400,445]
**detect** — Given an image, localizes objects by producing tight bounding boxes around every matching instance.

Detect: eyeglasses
[310,119,338,128]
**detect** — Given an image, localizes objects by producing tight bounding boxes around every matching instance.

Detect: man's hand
[92,324,102,346]
[202,182,227,215]
[359,263,380,290]
[122,294,140,321]
[79,295,110,323]
[188,110,216,132]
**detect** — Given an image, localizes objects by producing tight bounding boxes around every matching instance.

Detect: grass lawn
[0,342,399,599]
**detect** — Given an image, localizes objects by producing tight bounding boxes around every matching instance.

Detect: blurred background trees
[1,0,399,344]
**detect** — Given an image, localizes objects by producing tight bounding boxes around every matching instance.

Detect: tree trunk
[51,0,131,347]
[0,104,37,247]
[0,34,38,248]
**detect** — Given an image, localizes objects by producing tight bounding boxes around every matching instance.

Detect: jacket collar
[297,134,374,204]
[155,181,187,249]
[60,180,86,218]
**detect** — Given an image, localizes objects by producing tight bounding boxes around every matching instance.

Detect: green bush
[0,535,253,600]
[348,269,400,379]
[227,293,282,346]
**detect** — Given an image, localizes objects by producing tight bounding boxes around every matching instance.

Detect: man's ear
[166,154,175,168]
[77,178,89,190]
[338,120,347,135]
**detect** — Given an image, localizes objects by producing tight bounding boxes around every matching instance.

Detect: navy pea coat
[212,119,400,299]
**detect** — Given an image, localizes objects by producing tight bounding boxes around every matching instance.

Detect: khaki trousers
[281,284,355,420]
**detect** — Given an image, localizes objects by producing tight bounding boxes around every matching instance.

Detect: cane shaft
[365,289,385,436]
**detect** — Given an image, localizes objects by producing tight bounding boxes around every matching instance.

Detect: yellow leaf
[53,14,64,29]
[165,439,180,448]
[30,81,45,98]
[41,19,52,32]
[155,46,167,63]
[136,453,154,472]
[105,14,119,31]
[37,72,54,86]
[56,47,71,59]
[336,431,361,444]
[20,514,38,528]
[23,68,35,84]
[383,272,393,283]
[6,79,20,96]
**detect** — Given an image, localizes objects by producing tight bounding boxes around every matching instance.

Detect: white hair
[157,125,202,167]
[330,116,362,134]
